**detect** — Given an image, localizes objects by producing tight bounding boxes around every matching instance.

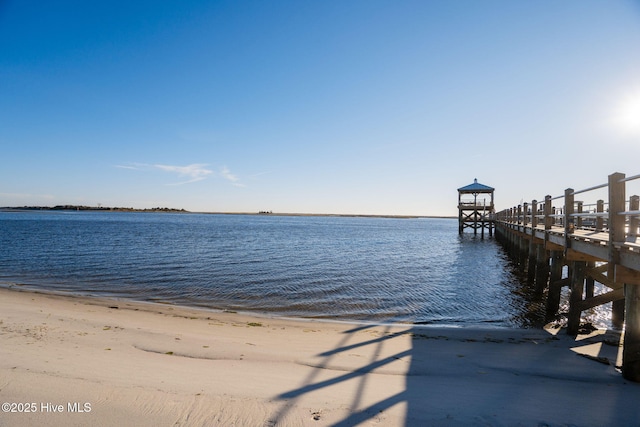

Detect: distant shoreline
[203,211,456,219]
[0,205,187,213]
[0,206,456,219]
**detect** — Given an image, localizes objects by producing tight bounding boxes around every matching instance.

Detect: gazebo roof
[457,178,494,193]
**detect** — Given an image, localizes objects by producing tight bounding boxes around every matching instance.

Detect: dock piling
[492,171,640,381]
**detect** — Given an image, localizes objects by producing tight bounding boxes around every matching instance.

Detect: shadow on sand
[268,323,421,425]
[267,322,639,426]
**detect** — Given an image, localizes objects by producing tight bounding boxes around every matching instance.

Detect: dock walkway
[493,172,640,381]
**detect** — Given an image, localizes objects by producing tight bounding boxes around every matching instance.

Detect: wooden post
[585,261,595,299]
[623,193,640,381]
[489,204,494,237]
[567,261,586,336]
[520,202,532,281]
[630,195,639,240]
[519,233,527,272]
[596,199,604,231]
[544,196,552,231]
[531,198,548,293]
[490,190,495,237]
[624,282,640,381]
[481,199,485,238]
[472,195,478,235]
[531,200,538,228]
[527,248,536,284]
[512,205,523,269]
[613,277,626,325]
[544,195,560,320]
[546,250,564,321]
[564,188,575,249]
[507,218,515,256]
[576,201,583,228]
[609,173,626,329]
[535,243,548,295]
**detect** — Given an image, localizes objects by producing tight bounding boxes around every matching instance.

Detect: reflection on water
[496,239,613,330]
[0,211,559,327]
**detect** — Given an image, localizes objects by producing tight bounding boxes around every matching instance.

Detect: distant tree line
[2,205,188,213]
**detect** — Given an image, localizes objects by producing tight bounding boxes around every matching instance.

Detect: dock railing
[496,173,640,247]
[493,172,640,382]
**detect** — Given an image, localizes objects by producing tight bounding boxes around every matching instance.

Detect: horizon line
[0,205,457,219]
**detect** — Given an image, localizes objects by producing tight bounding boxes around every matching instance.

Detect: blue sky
[1,1,640,216]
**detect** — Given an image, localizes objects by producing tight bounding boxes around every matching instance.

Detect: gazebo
[457,178,495,236]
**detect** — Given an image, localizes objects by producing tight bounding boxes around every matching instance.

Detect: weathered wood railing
[494,172,640,381]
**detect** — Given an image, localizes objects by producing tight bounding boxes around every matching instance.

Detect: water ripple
[0,211,571,327]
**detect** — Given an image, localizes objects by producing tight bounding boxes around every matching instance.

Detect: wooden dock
[457,179,495,237]
[493,172,640,381]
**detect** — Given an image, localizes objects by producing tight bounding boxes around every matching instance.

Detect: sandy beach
[0,286,638,427]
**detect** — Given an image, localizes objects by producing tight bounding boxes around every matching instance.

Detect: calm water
[0,211,552,327]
